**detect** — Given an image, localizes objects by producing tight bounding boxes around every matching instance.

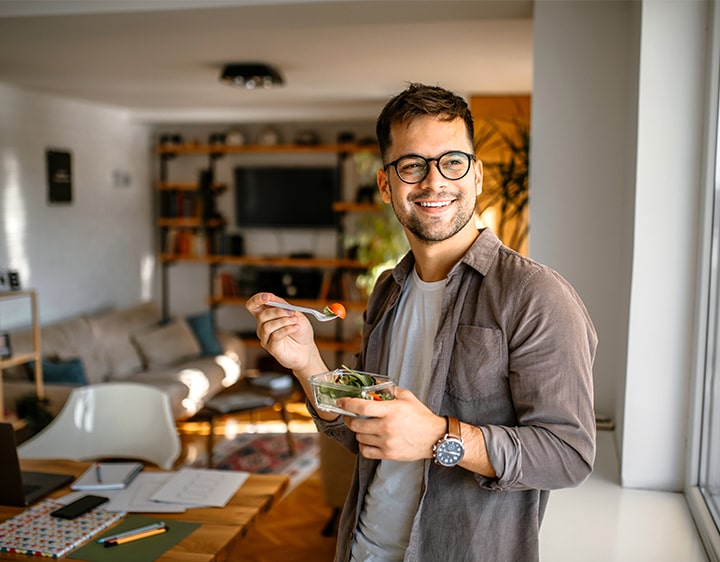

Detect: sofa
[1,302,246,420]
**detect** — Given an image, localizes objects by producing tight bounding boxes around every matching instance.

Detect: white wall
[532,0,710,490]
[531,0,637,424]
[0,83,154,327]
[622,0,708,490]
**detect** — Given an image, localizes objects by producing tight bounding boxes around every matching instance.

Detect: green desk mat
[70,515,199,562]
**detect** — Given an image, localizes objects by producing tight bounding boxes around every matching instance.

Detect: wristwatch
[432,415,465,467]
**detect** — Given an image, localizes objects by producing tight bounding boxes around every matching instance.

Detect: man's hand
[338,387,498,477]
[244,292,324,376]
[338,388,446,462]
[245,292,337,420]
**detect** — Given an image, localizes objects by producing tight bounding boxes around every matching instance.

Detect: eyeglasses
[384,151,476,184]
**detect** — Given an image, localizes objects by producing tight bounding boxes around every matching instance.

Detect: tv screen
[235,166,338,228]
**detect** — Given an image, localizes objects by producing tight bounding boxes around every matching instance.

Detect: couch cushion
[90,302,160,379]
[4,316,110,384]
[29,358,88,385]
[186,311,223,356]
[132,318,202,369]
[50,316,110,384]
[120,374,195,420]
[126,357,230,419]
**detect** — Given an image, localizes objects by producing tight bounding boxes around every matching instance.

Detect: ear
[474,159,483,195]
[377,168,392,204]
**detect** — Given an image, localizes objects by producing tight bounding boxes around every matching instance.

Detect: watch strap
[446,416,461,441]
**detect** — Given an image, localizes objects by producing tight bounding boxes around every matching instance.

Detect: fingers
[245,292,282,317]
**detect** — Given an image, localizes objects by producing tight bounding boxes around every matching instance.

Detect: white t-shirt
[351,268,445,561]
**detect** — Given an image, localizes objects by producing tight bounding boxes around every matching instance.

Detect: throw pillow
[91,302,161,379]
[132,318,202,369]
[185,311,223,356]
[28,358,88,385]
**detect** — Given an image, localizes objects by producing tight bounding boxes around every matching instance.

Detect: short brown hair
[376,83,475,161]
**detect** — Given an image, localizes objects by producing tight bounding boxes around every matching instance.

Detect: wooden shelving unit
[156,138,381,365]
[157,142,378,156]
[0,290,43,420]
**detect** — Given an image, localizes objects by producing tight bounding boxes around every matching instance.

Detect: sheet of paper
[104,473,189,512]
[150,468,250,507]
[59,473,190,512]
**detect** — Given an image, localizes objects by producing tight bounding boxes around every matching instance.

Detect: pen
[95,463,102,483]
[98,521,167,544]
[104,524,168,547]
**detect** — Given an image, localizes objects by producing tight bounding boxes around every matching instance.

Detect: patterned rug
[194,432,320,492]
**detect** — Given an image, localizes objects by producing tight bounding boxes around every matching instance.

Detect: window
[689,4,720,558]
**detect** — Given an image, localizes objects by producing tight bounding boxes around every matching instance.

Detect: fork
[265,301,339,322]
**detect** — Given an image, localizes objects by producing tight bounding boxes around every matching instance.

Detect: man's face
[377,116,482,245]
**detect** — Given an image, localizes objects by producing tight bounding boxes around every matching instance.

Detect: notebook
[0,422,74,506]
[71,462,143,491]
[0,498,124,558]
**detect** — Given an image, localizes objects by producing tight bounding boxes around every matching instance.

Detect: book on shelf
[164,230,210,257]
[164,228,178,254]
[0,498,124,558]
[71,462,143,491]
[214,272,238,298]
[317,270,334,301]
[160,190,200,218]
[211,231,229,255]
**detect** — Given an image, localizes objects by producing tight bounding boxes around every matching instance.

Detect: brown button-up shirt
[313,228,598,562]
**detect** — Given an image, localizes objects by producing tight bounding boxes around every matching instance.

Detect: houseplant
[474,115,530,254]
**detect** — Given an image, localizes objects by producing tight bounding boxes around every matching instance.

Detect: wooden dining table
[0,458,289,561]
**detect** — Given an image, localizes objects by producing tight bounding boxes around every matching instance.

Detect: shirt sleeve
[480,266,598,491]
[306,398,360,454]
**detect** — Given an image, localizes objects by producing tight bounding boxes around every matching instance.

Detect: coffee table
[183,376,301,467]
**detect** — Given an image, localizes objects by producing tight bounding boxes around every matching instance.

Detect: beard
[390,188,476,244]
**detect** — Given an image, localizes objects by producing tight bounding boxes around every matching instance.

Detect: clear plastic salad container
[310,368,396,417]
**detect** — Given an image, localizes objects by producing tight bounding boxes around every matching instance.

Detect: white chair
[18,382,181,469]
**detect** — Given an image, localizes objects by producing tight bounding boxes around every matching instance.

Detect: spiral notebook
[0,498,124,558]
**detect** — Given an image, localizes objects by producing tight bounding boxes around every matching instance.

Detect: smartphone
[50,495,109,519]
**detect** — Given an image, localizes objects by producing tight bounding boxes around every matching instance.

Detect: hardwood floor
[235,469,338,561]
[176,401,339,561]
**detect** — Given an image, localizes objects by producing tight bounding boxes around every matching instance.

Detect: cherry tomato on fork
[326,302,347,319]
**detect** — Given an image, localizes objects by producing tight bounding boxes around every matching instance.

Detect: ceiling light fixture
[220,63,284,90]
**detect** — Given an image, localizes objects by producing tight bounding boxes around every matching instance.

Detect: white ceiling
[0,0,534,123]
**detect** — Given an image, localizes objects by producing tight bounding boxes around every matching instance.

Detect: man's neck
[410,227,479,282]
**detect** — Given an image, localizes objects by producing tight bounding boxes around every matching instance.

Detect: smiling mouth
[417,200,453,208]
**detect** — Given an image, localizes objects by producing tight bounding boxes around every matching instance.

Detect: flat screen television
[235,166,339,228]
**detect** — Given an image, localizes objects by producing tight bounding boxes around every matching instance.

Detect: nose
[421,158,446,186]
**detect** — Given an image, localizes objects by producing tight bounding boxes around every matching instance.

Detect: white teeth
[418,201,451,208]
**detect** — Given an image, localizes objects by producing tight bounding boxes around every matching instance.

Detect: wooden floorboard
[234,470,338,561]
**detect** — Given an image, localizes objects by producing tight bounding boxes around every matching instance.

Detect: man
[246,83,597,562]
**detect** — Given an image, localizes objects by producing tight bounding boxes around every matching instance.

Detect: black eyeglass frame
[384,150,477,185]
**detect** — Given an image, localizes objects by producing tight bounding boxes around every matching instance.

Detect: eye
[441,153,469,169]
[398,158,426,175]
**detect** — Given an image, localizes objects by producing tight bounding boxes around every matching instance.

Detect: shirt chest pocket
[446,326,510,414]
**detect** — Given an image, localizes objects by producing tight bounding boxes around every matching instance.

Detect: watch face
[434,437,465,467]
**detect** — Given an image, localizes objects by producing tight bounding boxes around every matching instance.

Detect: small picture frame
[46,148,73,204]
[0,332,11,359]
[7,270,20,291]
